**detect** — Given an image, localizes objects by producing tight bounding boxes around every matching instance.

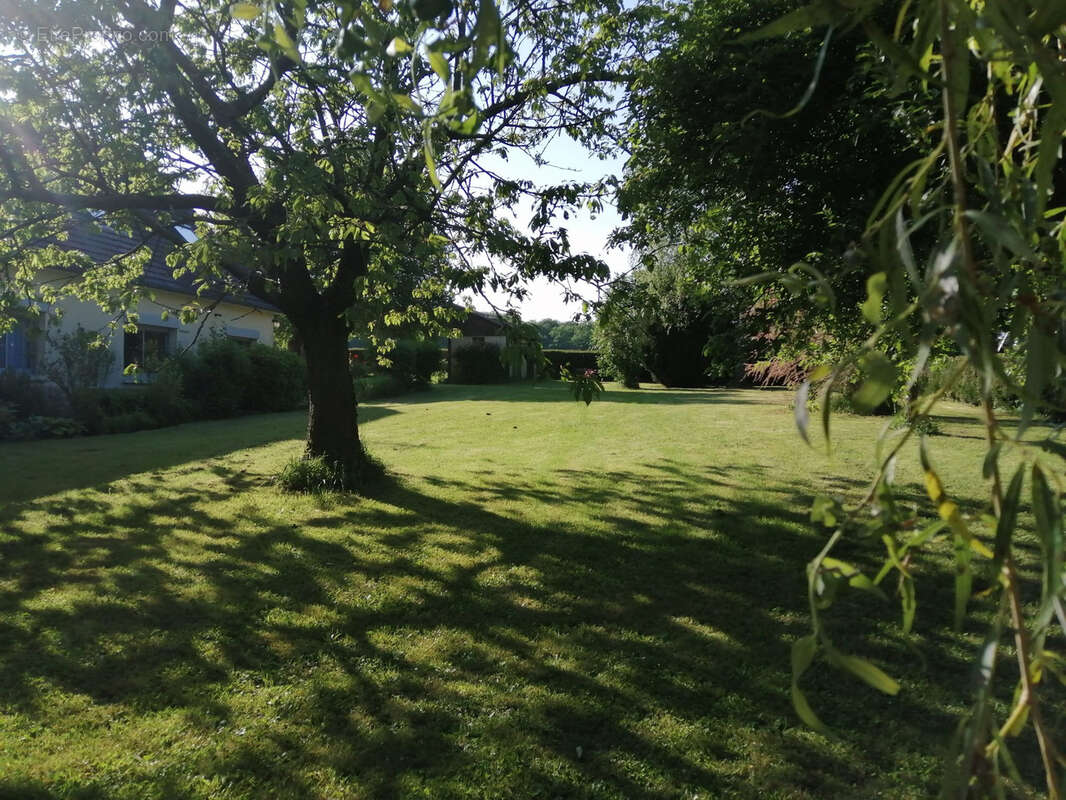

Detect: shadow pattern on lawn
[0,460,1060,799]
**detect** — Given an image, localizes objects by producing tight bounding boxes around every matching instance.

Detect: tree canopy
[0,0,647,486]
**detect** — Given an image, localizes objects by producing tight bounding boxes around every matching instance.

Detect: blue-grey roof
[55,219,279,312]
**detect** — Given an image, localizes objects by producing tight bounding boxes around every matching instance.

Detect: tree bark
[293,309,369,489]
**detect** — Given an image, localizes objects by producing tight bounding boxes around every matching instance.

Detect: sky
[469,135,631,322]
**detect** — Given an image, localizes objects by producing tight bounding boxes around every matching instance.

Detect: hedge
[540,349,599,379]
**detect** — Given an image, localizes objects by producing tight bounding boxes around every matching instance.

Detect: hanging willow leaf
[994,465,1024,572]
[861,271,888,324]
[790,635,826,732]
[795,380,811,445]
[230,3,261,20]
[852,351,897,413]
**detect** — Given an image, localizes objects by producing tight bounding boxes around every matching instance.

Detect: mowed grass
[0,383,1062,799]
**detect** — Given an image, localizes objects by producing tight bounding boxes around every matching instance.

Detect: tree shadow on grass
[0,405,399,505]
[0,461,1059,798]
[415,382,789,406]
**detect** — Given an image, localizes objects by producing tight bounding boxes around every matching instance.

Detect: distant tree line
[535,319,595,351]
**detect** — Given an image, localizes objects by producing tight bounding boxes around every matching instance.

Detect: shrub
[245,344,306,411]
[924,355,1018,408]
[0,413,85,440]
[743,359,811,388]
[142,358,192,425]
[0,369,64,417]
[71,387,158,435]
[181,336,253,419]
[451,341,507,384]
[889,412,942,436]
[381,339,442,387]
[181,338,306,418]
[41,325,114,403]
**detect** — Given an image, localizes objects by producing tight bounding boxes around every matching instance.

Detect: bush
[381,339,443,387]
[71,387,156,434]
[41,326,114,403]
[540,350,599,380]
[890,412,942,436]
[451,341,507,384]
[0,408,85,440]
[245,345,306,411]
[181,336,254,419]
[142,358,192,425]
[923,355,1019,409]
[0,369,65,417]
[180,337,306,418]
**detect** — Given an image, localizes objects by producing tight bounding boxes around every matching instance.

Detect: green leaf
[230,2,261,20]
[1034,91,1066,216]
[791,683,826,732]
[366,100,386,124]
[795,380,811,445]
[994,465,1024,571]
[790,635,826,731]
[792,634,818,676]
[900,576,916,634]
[1021,325,1054,433]
[851,351,897,413]
[386,37,412,57]
[391,93,423,115]
[423,130,441,190]
[273,23,300,62]
[861,271,888,324]
[964,210,1038,262]
[982,442,1002,480]
[810,495,841,528]
[822,557,887,600]
[1031,465,1062,565]
[831,650,900,695]
[351,73,387,105]
[737,2,840,42]
[428,50,450,81]
[953,528,973,631]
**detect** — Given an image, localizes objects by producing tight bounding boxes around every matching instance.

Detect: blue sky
[471,134,630,321]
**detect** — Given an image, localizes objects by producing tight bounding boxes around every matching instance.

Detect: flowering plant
[561,366,604,406]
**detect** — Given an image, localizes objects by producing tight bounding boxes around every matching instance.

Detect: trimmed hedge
[26,337,306,440]
[451,341,508,384]
[540,349,599,380]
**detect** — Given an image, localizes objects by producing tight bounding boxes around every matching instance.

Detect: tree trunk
[295,311,370,489]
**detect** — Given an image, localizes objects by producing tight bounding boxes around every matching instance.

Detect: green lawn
[0,383,1061,799]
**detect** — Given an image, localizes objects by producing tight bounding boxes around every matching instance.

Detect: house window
[123,326,172,371]
[472,336,485,344]
[0,323,33,372]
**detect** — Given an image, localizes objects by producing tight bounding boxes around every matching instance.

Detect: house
[0,217,277,388]
[447,309,533,380]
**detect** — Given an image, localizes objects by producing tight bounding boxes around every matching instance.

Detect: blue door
[2,325,28,371]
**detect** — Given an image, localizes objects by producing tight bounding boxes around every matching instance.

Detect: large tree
[0,0,642,487]
[617,0,933,351]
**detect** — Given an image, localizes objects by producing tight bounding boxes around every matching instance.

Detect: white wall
[26,271,276,387]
